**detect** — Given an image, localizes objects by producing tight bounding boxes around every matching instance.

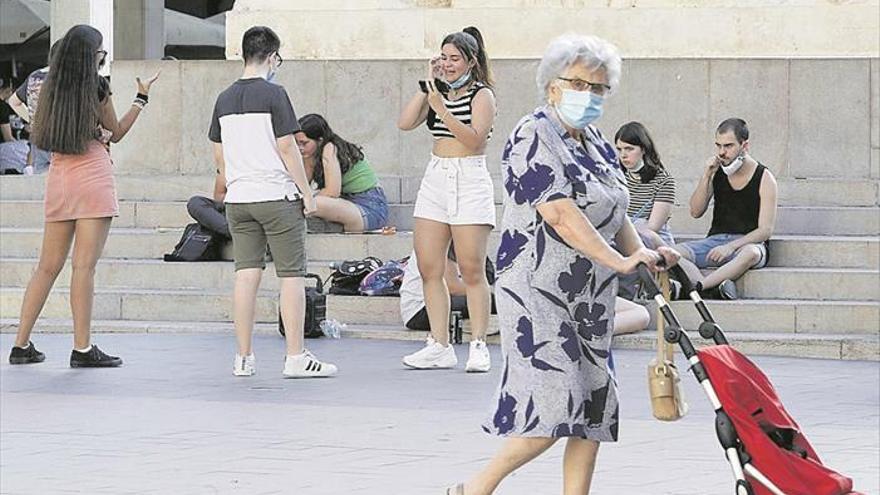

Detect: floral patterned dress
[483,106,629,442]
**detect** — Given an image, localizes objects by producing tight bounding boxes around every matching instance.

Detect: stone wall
[225,0,880,59]
[110,57,879,188]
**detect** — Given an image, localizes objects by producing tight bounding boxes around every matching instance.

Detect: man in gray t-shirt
[209,26,336,379]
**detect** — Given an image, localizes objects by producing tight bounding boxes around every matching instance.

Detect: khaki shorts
[226,199,306,277]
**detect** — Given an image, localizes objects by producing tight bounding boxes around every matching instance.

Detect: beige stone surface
[227,1,880,59]
[789,59,871,178]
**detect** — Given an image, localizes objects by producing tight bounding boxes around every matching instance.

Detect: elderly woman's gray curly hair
[536,34,621,98]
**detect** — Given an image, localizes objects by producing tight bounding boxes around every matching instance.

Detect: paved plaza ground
[1,333,877,495]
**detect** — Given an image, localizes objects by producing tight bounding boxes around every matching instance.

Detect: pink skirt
[44,140,118,222]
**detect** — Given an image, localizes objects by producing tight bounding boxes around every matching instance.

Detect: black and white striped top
[426,82,493,140]
[625,167,676,219]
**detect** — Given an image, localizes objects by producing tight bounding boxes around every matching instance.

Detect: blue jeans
[679,234,768,269]
[345,186,389,231]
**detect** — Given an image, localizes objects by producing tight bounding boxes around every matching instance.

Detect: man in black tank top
[671,118,778,300]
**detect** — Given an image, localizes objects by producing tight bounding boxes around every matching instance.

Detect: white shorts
[413,154,496,227]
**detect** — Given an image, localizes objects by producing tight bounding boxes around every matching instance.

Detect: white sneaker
[402,339,458,369]
[233,353,255,376]
[282,349,338,378]
[465,340,491,373]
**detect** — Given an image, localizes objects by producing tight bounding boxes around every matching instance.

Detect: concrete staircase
[1,174,878,361]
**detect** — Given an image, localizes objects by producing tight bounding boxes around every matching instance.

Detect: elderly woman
[446,34,677,495]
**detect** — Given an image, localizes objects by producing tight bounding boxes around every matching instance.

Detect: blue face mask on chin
[447,70,472,90]
[555,88,604,129]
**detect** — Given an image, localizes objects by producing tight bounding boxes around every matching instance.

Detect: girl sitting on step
[295,114,389,233]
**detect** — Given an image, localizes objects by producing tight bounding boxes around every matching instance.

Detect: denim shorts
[344,186,389,231]
[679,233,768,269]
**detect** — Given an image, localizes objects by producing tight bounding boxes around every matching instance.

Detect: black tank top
[708,163,766,236]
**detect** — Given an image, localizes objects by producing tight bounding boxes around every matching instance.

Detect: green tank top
[342,159,379,195]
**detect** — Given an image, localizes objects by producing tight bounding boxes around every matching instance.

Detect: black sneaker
[69,345,123,368]
[9,342,46,364]
[718,279,739,300]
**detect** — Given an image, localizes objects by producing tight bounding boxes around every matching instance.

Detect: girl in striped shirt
[614,121,676,249]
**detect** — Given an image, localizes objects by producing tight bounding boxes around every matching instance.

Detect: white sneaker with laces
[283,349,338,378]
[465,340,491,373]
[402,339,458,369]
[233,353,255,376]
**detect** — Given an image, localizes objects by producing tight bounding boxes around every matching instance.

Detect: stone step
[1,318,875,361]
[2,288,875,336]
[2,258,875,301]
[318,295,880,336]
[0,174,403,204]
[2,228,878,269]
[4,199,877,236]
[3,175,877,207]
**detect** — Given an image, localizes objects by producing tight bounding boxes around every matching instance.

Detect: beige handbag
[647,272,689,421]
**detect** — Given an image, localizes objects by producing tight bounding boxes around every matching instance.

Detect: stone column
[113,0,164,60]
[51,0,114,71]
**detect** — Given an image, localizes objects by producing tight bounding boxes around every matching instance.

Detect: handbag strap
[656,272,674,363]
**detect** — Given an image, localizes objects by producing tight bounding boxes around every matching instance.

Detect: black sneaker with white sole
[718,279,739,300]
[9,342,46,364]
[69,345,123,368]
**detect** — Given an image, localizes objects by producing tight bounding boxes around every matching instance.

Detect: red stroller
[636,264,863,495]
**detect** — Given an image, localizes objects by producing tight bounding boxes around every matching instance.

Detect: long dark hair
[442,26,492,88]
[614,121,666,183]
[32,25,104,154]
[299,114,364,189]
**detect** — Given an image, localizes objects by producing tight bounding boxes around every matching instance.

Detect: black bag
[163,223,222,262]
[278,274,327,339]
[328,257,383,295]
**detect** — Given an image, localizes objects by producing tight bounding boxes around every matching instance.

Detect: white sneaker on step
[283,349,338,378]
[233,353,255,376]
[402,339,458,369]
[465,340,491,373]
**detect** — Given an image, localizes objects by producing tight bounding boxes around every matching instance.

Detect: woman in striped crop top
[397,26,497,372]
[614,121,676,249]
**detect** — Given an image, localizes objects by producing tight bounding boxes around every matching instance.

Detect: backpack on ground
[328,257,383,295]
[279,273,327,339]
[359,258,407,296]
[163,223,223,262]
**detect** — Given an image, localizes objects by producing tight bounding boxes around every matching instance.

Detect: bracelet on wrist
[136,92,149,103]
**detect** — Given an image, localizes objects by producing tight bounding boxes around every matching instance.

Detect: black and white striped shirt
[426,82,493,140]
[625,168,676,219]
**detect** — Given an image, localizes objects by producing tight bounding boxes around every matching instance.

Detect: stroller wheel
[735,480,754,495]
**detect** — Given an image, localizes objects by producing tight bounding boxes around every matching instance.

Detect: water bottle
[320,319,345,339]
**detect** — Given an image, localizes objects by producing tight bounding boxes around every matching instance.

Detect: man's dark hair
[241,26,280,65]
[716,118,749,143]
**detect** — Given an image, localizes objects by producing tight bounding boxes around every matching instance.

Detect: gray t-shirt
[209,77,301,203]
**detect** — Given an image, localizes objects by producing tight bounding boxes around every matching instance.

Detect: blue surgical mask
[555,88,604,129]
[447,70,472,89]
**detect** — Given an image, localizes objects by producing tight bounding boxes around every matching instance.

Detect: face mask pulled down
[555,88,604,129]
[447,70,472,90]
[722,153,745,176]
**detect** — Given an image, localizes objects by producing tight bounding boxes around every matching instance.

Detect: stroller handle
[636,262,693,299]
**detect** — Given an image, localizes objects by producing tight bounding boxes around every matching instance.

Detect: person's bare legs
[279,276,305,356]
[69,218,112,350]
[635,224,667,249]
[700,244,762,289]
[671,245,704,289]
[463,437,558,495]
[314,196,365,232]
[15,221,76,347]
[612,297,650,335]
[233,268,262,356]
[414,218,452,345]
[450,224,492,341]
[673,244,761,290]
[562,437,601,495]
